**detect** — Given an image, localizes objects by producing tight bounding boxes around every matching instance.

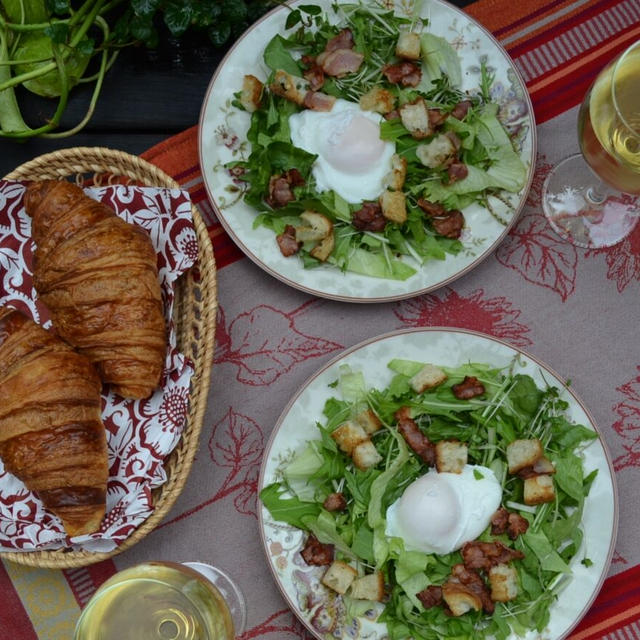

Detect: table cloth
[1,0,639,638]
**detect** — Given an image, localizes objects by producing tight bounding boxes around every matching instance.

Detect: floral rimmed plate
[257,328,618,639]
[198,0,536,303]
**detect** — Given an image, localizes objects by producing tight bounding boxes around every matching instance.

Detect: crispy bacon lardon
[450,100,473,120]
[461,541,525,572]
[447,564,495,614]
[303,91,336,112]
[394,406,436,466]
[491,507,530,540]
[266,168,305,208]
[323,492,347,512]
[352,202,387,232]
[452,376,485,399]
[382,61,422,87]
[301,533,334,566]
[447,162,469,183]
[416,585,443,609]
[276,225,301,257]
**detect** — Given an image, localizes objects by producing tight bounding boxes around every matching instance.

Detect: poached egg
[288,99,395,203]
[385,465,502,555]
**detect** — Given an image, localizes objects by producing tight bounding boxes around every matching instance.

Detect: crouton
[523,474,556,505]
[352,440,383,470]
[322,561,358,595]
[331,421,368,454]
[310,233,334,262]
[240,74,263,112]
[435,440,468,474]
[270,69,309,106]
[506,439,543,474]
[488,564,519,602]
[355,408,382,435]
[350,572,385,601]
[409,363,447,393]
[359,87,396,114]
[399,98,433,139]
[442,582,482,616]
[380,190,407,224]
[296,211,333,243]
[416,133,457,168]
[386,154,408,191]
[396,32,421,60]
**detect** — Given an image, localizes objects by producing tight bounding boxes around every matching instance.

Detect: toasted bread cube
[435,440,468,474]
[409,363,447,393]
[322,561,358,594]
[352,440,383,470]
[331,421,368,455]
[380,190,407,224]
[524,474,555,505]
[359,87,396,114]
[355,408,382,435]
[489,564,519,602]
[240,74,263,112]
[396,32,421,60]
[506,439,543,474]
[442,582,482,616]
[399,98,433,139]
[386,154,408,191]
[310,233,334,262]
[533,455,556,475]
[350,572,385,601]
[296,211,333,243]
[416,133,457,168]
[270,69,309,106]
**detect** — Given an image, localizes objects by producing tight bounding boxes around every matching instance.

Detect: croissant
[24,180,166,399]
[0,307,109,537]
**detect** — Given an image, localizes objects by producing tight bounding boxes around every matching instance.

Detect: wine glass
[542,39,640,248]
[73,561,247,640]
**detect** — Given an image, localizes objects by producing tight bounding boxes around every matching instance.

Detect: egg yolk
[319,110,387,174]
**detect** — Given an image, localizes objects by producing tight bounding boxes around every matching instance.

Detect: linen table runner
[1,0,639,638]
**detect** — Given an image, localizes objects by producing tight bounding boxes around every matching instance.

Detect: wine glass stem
[586,185,606,204]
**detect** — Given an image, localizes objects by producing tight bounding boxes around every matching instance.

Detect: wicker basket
[0,147,217,568]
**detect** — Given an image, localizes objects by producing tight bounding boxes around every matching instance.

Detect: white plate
[257,328,618,640]
[198,0,536,303]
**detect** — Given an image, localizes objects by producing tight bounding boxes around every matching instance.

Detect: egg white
[289,99,396,204]
[385,465,502,555]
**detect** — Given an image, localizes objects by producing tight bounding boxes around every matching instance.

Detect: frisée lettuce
[260,358,598,640]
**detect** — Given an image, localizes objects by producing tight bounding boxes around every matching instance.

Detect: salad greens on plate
[260,356,598,640]
[229,1,528,282]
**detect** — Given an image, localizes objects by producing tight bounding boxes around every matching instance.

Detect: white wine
[579,43,640,193]
[74,562,235,640]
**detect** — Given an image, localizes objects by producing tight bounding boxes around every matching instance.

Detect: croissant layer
[24,180,166,399]
[0,308,109,537]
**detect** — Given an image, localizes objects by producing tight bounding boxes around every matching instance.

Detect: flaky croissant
[0,307,109,537]
[24,180,166,399]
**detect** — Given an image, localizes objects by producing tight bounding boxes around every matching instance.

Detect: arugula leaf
[259,483,320,528]
[263,34,303,75]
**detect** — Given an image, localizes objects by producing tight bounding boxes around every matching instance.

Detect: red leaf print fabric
[238,609,314,639]
[612,368,640,471]
[215,301,343,385]
[394,288,532,347]
[586,225,640,293]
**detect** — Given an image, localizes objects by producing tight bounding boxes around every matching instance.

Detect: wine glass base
[183,562,247,636]
[542,153,639,248]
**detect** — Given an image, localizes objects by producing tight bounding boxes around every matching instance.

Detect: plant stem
[0,27,30,134]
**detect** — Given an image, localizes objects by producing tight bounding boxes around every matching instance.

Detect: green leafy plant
[0,0,276,139]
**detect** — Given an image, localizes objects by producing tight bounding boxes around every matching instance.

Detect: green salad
[260,358,598,639]
[229,1,528,281]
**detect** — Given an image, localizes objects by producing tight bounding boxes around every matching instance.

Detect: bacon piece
[303,63,325,91]
[507,513,529,540]
[323,492,347,512]
[450,100,473,120]
[428,108,448,128]
[447,162,468,183]
[417,198,446,217]
[490,507,509,536]
[301,533,334,566]
[449,564,494,614]
[320,49,364,77]
[417,198,465,239]
[266,168,305,209]
[394,407,435,466]
[416,585,443,609]
[382,62,422,87]
[352,202,387,232]
[452,376,485,399]
[461,541,524,572]
[384,109,400,121]
[303,91,336,112]
[326,28,354,53]
[276,224,302,257]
